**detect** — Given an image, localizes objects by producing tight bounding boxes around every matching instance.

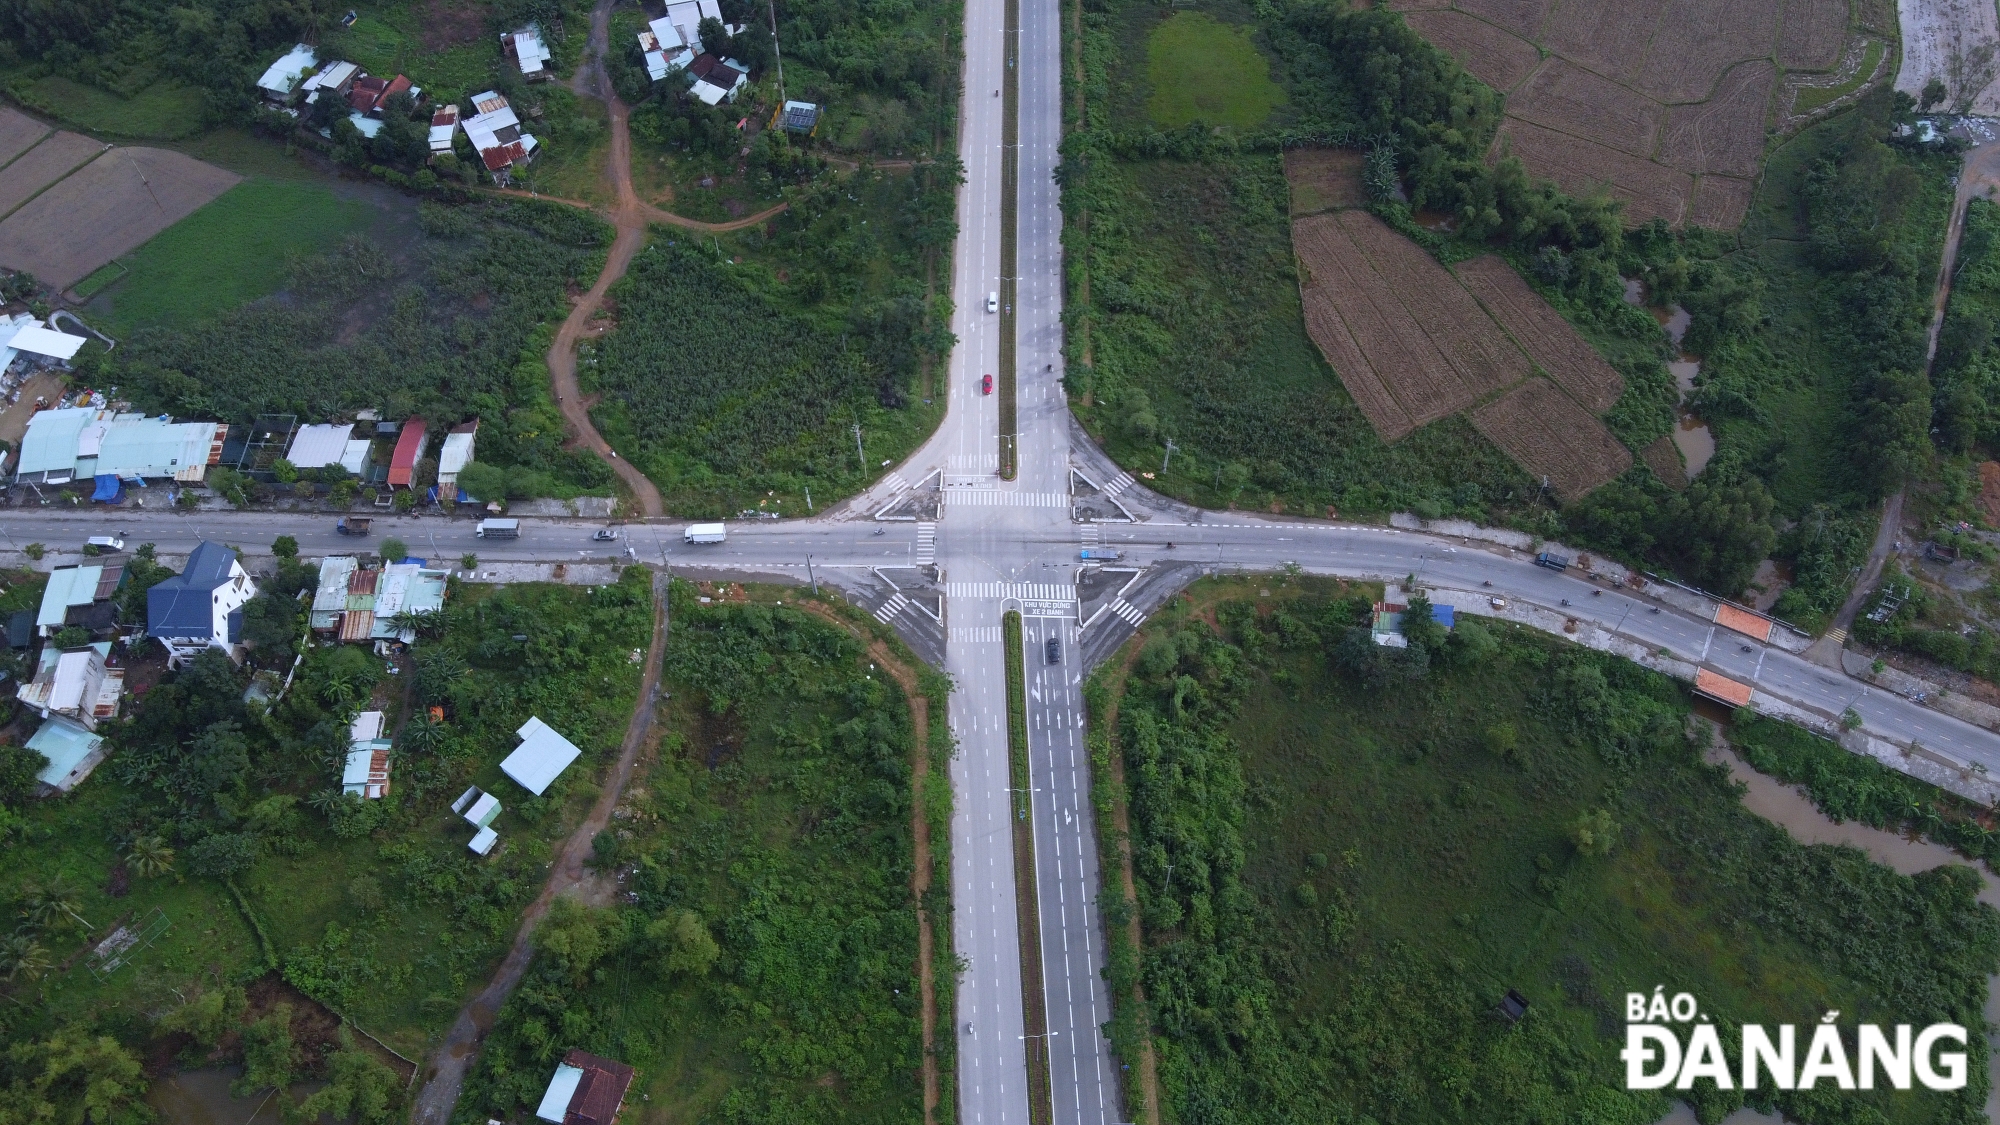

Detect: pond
[147,1067,329,1125]
[1622,278,1716,478]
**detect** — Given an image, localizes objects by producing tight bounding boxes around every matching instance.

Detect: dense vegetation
[89,199,616,499]
[583,161,957,516]
[459,591,941,1125]
[0,557,652,1123]
[1089,579,1998,1124]
[1065,0,1955,609]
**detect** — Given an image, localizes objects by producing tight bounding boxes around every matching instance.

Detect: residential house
[285,422,373,477]
[18,641,124,730]
[451,785,502,854]
[388,418,427,489]
[429,103,460,153]
[26,716,106,794]
[342,710,392,798]
[349,73,414,116]
[464,92,539,182]
[300,60,360,104]
[774,100,819,135]
[437,421,477,494]
[504,26,553,79]
[35,561,125,638]
[310,556,358,632]
[500,716,582,796]
[14,408,226,486]
[640,1,743,83]
[146,541,257,669]
[315,557,446,643]
[370,562,447,643]
[536,1050,635,1125]
[687,54,750,105]
[257,44,318,105]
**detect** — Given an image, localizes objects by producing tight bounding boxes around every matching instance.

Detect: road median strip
[1003,610,1053,1125]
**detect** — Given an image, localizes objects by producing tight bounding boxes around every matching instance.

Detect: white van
[987,292,998,313]
[85,536,123,552]
[684,523,726,545]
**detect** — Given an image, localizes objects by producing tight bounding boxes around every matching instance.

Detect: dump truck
[684,523,727,545]
[476,518,520,539]
[335,517,371,536]
[1535,551,1570,571]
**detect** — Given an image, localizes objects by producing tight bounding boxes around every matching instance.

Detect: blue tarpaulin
[90,474,120,503]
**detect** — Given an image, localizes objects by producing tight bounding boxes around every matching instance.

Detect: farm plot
[1402,11,1540,93]
[1282,148,1364,215]
[1338,211,1528,396]
[1656,60,1776,178]
[1779,0,1847,68]
[1471,377,1632,501]
[1508,58,1662,156]
[1896,0,2000,114]
[1457,0,1551,39]
[1537,0,1661,84]
[1689,175,1756,229]
[1640,434,1688,488]
[1453,255,1624,411]
[0,107,48,167]
[0,147,238,290]
[1496,118,1692,226]
[0,132,103,220]
[1634,0,1781,103]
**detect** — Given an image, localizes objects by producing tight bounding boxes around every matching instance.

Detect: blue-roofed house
[147,541,258,669]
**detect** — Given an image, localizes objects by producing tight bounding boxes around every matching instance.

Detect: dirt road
[409,575,670,1125]
[539,0,785,518]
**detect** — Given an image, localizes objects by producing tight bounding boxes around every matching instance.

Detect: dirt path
[534,0,789,519]
[410,572,670,1125]
[802,601,940,1125]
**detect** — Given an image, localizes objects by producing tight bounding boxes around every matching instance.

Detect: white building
[16,642,123,731]
[257,44,318,104]
[14,408,225,486]
[285,422,373,476]
[504,26,552,78]
[437,421,477,493]
[464,91,539,181]
[499,716,582,796]
[147,541,258,669]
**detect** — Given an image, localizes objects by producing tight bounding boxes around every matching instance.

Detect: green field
[1090,578,1998,1124]
[1,73,205,139]
[1145,12,1284,129]
[460,589,947,1125]
[85,179,375,334]
[1793,40,1887,114]
[318,1,511,103]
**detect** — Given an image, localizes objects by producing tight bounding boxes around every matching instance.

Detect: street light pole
[806,553,817,594]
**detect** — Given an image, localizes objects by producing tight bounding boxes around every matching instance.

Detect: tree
[697,14,729,56]
[378,537,409,563]
[1921,76,1948,112]
[272,459,299,485]
[19,878,90,932]
[162,985,246,1047]
[1570,808,1618,857]
[125,834,175,879]
[536,898,628,985]
[49,625,88,649]
[402,715,445,756]
[0,932,48,981]
[272,534,299,558]
[646,908,719,977]
[186,832,259,879]
[1483,722,1519,762]
[1399,591,1447,654]
[3,1024,150,1125]
[455,462,507,503]
[290,1030,403,1125]
[236,1005,295,1097]
[0,743,49,807]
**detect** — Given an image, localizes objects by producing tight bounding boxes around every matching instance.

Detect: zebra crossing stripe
[948,626,1003,643]
[916,522,937,565]
[946,491,1067,508]
[874,593,910,623]
[944,582,1079,600]
[1103,472,1135,496]
[1111,599,1145,625]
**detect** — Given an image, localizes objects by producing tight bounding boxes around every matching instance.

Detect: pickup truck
[1535,551,1570,571]
[1079,548,1121,560]
[336,518,371,536]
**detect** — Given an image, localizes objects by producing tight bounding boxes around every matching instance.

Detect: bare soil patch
[1495,117,1692,226]
[1657,60,1775,178]
[1404,10,1540,93]
[1896,0,2000,114]
[0,132,103,219]
[1641,434,1688,489]
[1635,0,1781,103]
[1454,254,1623,411]
[1340,209,1527,397]
[1282,148,1364,214]
[1294,213,1420,440]
[420,0,489,51]
[1979,460,2000,526]
[1688,174,1755,230]
[1472,378,1631,501]
[1509,58,1662,155]
[0,146,239,289]
[1538,0,1661,83]
[0,107,49,169]
[1778,0,1849,69]
[1457,0,1552,39]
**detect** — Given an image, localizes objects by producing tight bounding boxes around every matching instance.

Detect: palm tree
[306,788,345,819]
[0,932,49,981]
[125,836,175,880]
[319,671,357,710]
[19,879,90,933]
[402,715,445,756]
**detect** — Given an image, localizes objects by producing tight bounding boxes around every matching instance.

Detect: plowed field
[1283,148,1364,214]
[1470,378,1632,501]
[0,132,102,220]
[1407,0,1851,229]
[0,108,48,168]
[1454,255,1624,411]
[1688,175,1754,229]
[0,147,239,289]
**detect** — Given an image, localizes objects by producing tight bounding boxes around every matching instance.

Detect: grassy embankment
[3,572,652,1068]
[1087,575,1998,1125]
[458,583,953,1125]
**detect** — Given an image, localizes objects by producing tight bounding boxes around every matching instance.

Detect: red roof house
[535,1050,634,1125]
[388,419,427,488]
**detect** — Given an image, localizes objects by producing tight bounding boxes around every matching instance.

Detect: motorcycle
[1560,599,1570,606]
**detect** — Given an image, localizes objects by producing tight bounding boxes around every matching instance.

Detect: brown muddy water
[1622,278,1716,477]
[148,1068,329,1125]
[1645,725,2000,1124]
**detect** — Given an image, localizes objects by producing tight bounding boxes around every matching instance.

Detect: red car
[981,374,993,395]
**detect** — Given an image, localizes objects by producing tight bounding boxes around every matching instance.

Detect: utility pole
[852,423,866,472]
[767,0,785,102]
[806,553,817,594]
[1161,437,1178,474]
[804,485,813,512]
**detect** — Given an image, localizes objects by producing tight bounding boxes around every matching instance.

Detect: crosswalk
[949,626,1004,643]
[874,591,911,623]
[916,522,936,566]
[1107,598,1146,626]
[948,491,1068,508]
[1080,524,1098,550]
[948,454,995,471]
[1102,471,1136,497]
[879,469,910,495]
[946,582,1077,600]
[1824,626,1848,647]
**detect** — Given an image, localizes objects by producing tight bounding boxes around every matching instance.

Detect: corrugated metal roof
[257,44,317,95]
[8,323,86,360]
[27,716,102,789]
[37,565,102,629]
[95,419,221,481]
[536,1065,585,1124]
[349,568,379,595]
[338,611,375,643]
[501,717,582,796]
[91,562,124,601]
[16,407,95,477]
[388,420,427,486]
[350,710,385,742]
[312,557,357,628]
[438,429,476,475]
[287,424,356,469]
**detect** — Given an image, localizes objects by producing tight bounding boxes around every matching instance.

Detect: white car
[86,536,124,552]
[987,292,998,313]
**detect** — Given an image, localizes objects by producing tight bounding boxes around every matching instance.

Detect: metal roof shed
[28,715,105,793]
[311,556,357,630]
[501,717,582,796]
[36,565,104,633]
[437,422,477,488]
[7,323,86,361]
[257,44,317,98]
[287,423,356,469]
[388,419,426,487]
[15,406,94,481]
